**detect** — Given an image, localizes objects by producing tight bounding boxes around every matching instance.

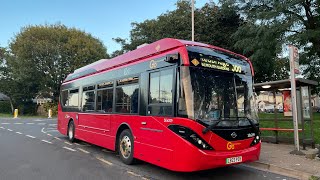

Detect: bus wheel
[68,121,75,143]
[118,129,134,164]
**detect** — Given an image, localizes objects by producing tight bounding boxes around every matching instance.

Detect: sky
[0,0,211,54]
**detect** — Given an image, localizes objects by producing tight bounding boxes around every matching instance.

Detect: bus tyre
[118,129,134,165]
[68,121,75,143]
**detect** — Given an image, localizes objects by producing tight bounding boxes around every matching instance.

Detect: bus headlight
[168,125,213,150]
[250,135,261,146]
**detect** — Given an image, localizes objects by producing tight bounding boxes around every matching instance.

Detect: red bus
[58,38,260,172]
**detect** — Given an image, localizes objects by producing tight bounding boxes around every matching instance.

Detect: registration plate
[226,156,242,164]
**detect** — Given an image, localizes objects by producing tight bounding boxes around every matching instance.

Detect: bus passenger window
[68,89,79,108]
[97,88,113,113]
[115,77,139,114]
[61,90,69,107]
[82,86,95,111]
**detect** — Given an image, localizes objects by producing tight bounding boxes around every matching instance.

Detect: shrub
[43,102,58,116]
[0,101,11,113]
[17,101,38,115]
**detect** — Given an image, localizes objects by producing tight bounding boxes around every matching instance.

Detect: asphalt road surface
[0,117,296,180]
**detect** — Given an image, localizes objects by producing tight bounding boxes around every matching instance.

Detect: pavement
[246,142,320,180]
[0,117,297,180]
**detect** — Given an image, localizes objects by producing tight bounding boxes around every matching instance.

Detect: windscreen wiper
[202,120,221,134]
[246,118,259,133]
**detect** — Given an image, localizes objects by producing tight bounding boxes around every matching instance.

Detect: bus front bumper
[171,142,261,172]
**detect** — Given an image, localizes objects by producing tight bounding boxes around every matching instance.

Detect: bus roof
[64,38,251,83]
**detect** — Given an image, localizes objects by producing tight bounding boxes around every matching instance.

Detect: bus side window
[68,89,79,110]
[148,69,173,116]
[61,90,69,107]
[82,85,95,112]
[115,77,139,114]
[97,88,113,113]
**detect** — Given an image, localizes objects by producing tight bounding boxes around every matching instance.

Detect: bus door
[137,67,175,162]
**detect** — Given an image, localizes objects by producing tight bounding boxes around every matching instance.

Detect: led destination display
[191,57,243,74]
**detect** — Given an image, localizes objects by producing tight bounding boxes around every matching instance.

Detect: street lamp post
[192,0,194,41]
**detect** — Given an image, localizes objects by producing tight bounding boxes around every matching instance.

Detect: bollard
[48,109,52,119]
[13,109,18,118]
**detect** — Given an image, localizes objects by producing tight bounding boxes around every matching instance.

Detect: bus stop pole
[289,45,303,155]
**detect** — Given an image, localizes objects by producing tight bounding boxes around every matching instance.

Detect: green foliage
[43,102,58,116]
[0,101,11,113]
[112,0,242,54]
[229,0,320,88]
[0,24,108,114]
[232,22,289,82]
[259,112,320,144]
[17,101,38,115]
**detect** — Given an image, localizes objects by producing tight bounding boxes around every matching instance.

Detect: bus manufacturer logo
[124,67,131,75]
[227,142,241,150]
[231,132,237,138]
[247,133,255,138]
[150,60,157,69]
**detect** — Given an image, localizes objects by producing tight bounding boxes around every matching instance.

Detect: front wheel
[67,121,75,142]
[118,129,134,165]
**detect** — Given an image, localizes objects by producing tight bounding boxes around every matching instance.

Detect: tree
[232,21,289,82]
[229,0,320,88]
[113,0,242,54]
[5,24,108,110]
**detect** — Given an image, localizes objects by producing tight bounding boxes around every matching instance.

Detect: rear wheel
[67,121,75,142]
[118,129,134,164]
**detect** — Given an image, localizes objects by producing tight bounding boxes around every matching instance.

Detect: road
[0,117,296,180]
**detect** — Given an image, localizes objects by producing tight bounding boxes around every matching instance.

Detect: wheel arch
[115,123,133,152]
[67,118,74,135]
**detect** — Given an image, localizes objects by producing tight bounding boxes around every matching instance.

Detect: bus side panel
[76,113,115,151]
[117,115,174,169]
[57,104,67,135]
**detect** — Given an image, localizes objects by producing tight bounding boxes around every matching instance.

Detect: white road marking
[96,157,113,165]
[64,141,73,146]
[7,129,13,131]
[63,146,76,152]
[49,124,57,126]
[27,123,34,125]
[37,123,46,125]
[127,171,149,180]
[1,123,10,124]
[26,135,36,139]
[127,171,142,177]
[54,137,62,141]
[41,128,46,133]
[0,127,5,129]
[47,134,52,136]
[74,143,80,145]
[34,120,44,122]
[14,123,23,125]
[79,142,91,147]
[15,132,22,134]
[77,148,90,154]
[41,140,52,144]
[102,149,113,153]
[46,129,58,132]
